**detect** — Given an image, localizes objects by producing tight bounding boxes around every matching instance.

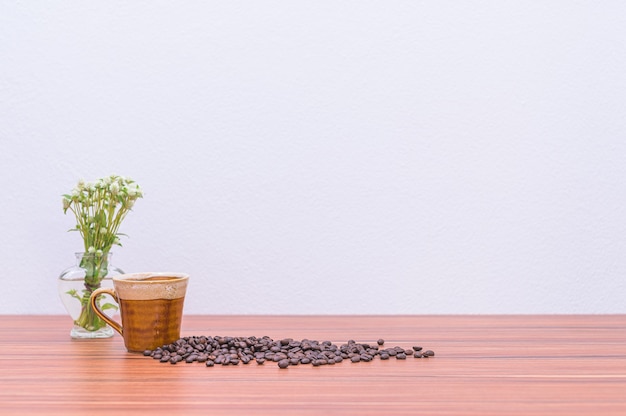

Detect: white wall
[1,1,625,314]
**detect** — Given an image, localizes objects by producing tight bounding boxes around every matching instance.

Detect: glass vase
[58,252,124,339]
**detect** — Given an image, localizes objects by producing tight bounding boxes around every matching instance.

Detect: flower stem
[73,253,109,332]
[74,283,108,331]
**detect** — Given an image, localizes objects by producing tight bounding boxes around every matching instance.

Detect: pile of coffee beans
[143,335,435,369]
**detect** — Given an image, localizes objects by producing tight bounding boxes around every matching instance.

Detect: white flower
[127,185,137,197]
[63,174,142,255]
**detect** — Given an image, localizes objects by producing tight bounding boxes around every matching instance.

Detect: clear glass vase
[58,252,124,339]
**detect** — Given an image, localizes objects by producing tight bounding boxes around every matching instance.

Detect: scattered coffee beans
[143,336,434,369]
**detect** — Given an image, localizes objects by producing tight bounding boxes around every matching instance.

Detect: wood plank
[0,315,625,415]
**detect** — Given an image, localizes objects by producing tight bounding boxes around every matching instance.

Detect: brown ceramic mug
[89,272,189,353]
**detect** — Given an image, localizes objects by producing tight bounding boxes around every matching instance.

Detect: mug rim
[112,272,189,282]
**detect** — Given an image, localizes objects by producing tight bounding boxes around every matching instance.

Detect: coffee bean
[144,335,435,369]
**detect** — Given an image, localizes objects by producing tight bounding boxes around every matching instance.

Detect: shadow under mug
[89,272,189,353]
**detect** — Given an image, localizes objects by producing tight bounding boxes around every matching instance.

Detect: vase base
[70,325,114,339]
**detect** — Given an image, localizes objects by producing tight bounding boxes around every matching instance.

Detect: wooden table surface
[0,315,625,415]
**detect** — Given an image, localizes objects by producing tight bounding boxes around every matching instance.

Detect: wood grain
[0,315,625,415]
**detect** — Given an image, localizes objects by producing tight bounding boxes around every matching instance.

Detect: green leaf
[101,303,119,312]
[66,289,82,301]
[95,211,106,227]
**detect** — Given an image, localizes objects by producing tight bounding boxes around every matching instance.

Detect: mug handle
[89,288,123,336]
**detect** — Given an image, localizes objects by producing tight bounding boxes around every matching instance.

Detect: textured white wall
[1,1,625,314]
